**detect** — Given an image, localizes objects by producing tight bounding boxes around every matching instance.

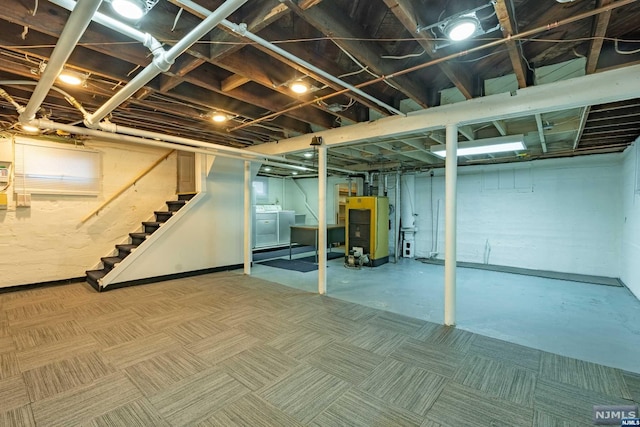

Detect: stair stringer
[98,192,205,290]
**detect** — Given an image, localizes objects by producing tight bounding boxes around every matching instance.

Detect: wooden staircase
[86,193,195,291]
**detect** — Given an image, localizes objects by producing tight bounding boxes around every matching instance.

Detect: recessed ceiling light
[290,80,308,94]
[211,113,227,123]
[111,0,146,19]
[444,17,479,41]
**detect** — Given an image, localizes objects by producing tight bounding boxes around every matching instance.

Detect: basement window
[14,138,101,196]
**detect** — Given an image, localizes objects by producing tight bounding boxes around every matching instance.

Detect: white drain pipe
[49,0,164,55]
[19,0,103,123]
[84,0,248,127]
[172,0,403,116]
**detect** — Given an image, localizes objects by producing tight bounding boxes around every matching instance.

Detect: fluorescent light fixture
[290,80,308,94]
[444,16,479,41]
[58,70,85,86]
[430,135,526,158]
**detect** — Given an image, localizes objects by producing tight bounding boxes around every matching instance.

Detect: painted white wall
[0,138,176,288]
[413,154,622,277]
[109,156,248,283]
[621,140,640,298]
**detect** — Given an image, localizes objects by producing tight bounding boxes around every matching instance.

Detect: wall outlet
[16,193,31,208]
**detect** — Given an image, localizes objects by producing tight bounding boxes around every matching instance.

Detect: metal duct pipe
[84,0,248,127]
[19,0,103,123]
[172,0,403,117]
[49,0,164,54]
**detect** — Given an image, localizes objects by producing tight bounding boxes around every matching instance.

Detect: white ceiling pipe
[1,80,89,117]
[172,0,404,117]
[18,0,103,123]
[49,0,164,55]
[84,0,248,127]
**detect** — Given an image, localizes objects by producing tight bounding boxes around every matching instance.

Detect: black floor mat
[259,258,318,272]
[295,252,344,263]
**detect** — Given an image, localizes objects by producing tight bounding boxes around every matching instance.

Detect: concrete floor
[250,256,640,374]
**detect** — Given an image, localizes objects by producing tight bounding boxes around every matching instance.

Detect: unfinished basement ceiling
[0,0,639,176]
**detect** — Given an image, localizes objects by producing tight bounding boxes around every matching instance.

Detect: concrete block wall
[621,141,640,298]
[0,139,177,288]
[412,154,623,278]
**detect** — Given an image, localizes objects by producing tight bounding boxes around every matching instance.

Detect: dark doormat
[296,252,344,264]
[259,258,318,272]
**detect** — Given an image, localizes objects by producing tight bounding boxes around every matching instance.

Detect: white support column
[318,144,327,295]
[444,124,458,326]
[243,161,252,275]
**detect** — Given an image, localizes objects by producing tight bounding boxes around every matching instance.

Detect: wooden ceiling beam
[383,0,474,100]
[494,0,528,88]
[586,0,614,74]
[283,0,431,107]
[221,74,252,92]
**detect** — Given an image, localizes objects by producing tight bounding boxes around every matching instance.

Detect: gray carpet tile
[16,334,100,372]
[102,332,182,369]
[311,388,424,427]
[30,373,143,427]
[148,368,250,426]
[22,352,116,401]
[330,302,380,322]
[258,364,351,424]
[89,398,171,427]
[208,305,268,326]
[198,393,304,427]
[162,315,228,344]
[91,320,156,348]
[141,306,210,331]
[299,312,366,338]
[0,375,30,413]
[367,311,428,335]
[532,409,586,427]
[469,334,542,371]
[453,354,537,407]
[76,308,143,333]
[0,405,36,427]
[623,371,640,402]
[7,310,75,331]
[186,328,262,365]
[12,320,87,351]
[534,378,634,426]
[129,298,184,318]
[4,300,65,323]
[236,315,302,341]
[539,352,632,399]
[305,341,385,385]
[266,327,336,360]
[426,382,534,427]
[390,338,466,378]
[421,419,445,427]
[413,324,477,352]
[0,351,19,380]
[359,358,447,416]
[220,344,300,391]
[342,324,409,356]
[124,349,212,396]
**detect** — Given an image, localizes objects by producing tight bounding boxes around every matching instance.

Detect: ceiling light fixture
[290,80,309,94]
[443,16,480,41]
[303,152,314,158]
[430,135,526,158]
[58,70,86,86]
[110,0,158,20]
[20,124,40,133]
[263,167,271,172]
[211,112,228,123]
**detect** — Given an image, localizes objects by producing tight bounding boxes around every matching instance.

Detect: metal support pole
[244,161,252,275]
[318,144,327,295]
[394,171,401,263]
[444,124,458,326]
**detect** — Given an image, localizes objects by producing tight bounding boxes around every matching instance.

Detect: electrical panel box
[345,196,389,267]
[0,162,10,183]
